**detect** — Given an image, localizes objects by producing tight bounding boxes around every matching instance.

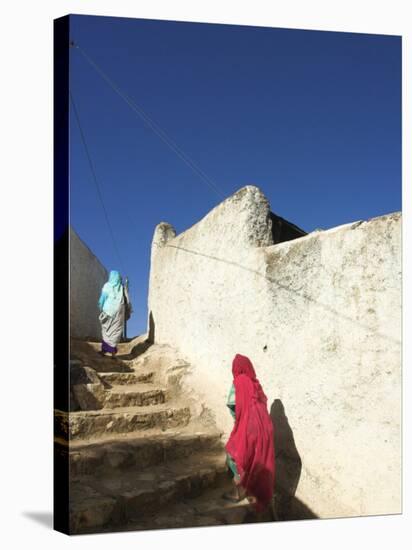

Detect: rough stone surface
[103,384,167,408]
[121,482,275,533]
[70,363,103,386]
[69,484,119,534]
[69,452,228,534]
[148,186,401,519]
[57,430,223,477]
[57,339,244,534]
[72,383,106,411]
[55,404,192,440]
[70,226,108,340]
[69,364,106,411]
[99,370,154,385]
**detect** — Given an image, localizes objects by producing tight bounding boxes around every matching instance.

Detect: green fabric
[226,453,239,479]
[226,382,236,419]
[226,382,239,478]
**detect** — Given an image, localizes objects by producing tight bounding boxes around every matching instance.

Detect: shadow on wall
[148,311,156,344]
[270,399,318,520]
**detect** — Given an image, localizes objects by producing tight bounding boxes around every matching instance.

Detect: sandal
[223,485,247,502]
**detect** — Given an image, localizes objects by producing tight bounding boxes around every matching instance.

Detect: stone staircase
[55,337,271,534]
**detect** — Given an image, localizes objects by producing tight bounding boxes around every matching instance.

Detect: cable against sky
[71,42,226,201]
[69,89,126,273]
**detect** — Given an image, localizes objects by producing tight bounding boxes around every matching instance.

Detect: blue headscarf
[98,270,124,317]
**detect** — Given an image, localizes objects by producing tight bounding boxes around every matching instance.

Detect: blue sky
[68,15,401,338]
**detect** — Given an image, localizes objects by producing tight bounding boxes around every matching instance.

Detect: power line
[71,42,226,200]
[69,89,126,273]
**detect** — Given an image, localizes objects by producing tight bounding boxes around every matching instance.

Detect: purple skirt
[101,340,117,354]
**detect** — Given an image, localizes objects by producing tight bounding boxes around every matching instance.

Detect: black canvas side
[53,14,70,536]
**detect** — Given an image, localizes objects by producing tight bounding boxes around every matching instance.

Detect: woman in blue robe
[98,270,126,357]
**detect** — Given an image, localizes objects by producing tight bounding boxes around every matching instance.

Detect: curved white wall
[148,186,401,519]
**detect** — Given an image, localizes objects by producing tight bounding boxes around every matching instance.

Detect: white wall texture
[148,186,401,519]
[70,227,108,340]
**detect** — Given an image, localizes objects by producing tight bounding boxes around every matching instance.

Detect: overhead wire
[71,42,226,200]
[69,89,126,274]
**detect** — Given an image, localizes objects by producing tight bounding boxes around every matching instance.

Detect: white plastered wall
[148,186,401,518]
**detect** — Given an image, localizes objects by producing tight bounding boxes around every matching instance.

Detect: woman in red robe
[224,354,275,512]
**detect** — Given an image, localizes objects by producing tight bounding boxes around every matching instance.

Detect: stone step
[55,428,223,476]
[84,335,150,361]
[124,482,276,532]
[103,383,166,409]
[69,451,227,534]
[99,369,155,386]
[85,357,135,374]
[55,404,191,440]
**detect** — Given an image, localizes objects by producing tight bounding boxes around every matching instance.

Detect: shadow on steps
[275,495,318,520]
[115,338,152,360]
[70,337,153,372]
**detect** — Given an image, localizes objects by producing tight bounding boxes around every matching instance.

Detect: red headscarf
[225,354,275,511]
